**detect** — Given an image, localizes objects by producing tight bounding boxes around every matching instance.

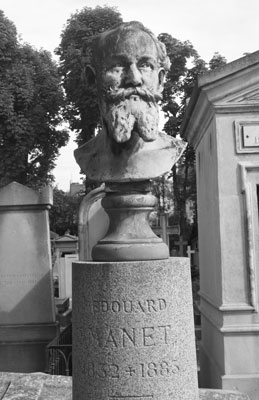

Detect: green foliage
[0,10,17,67]
[209,52,227,70]
[0,10,69,188]
[152,175,174,214]
[49,187,85,236]
[170,145,197,237]
[158,34,227,239]
[156,33,205,237]
[158,33,207,137]
[56,5,123,145]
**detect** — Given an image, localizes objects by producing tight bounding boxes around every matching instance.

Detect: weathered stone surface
[181,51,259,400]
[0,373,251,399]
[0,381,9,399]
[199,389,250,399]
[0,182,55,325]
[2,373,44,399]
[0,182,57,372]
[74,21,186,183]
[73,258,199,400]
[78,186,109,261]
[38,376,72,400]
[75,130,186,182]
[0,373,72,400]
[92,183,169,261]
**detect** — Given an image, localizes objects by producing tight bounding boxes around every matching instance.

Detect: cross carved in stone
[175,236,188,257]
[186,245,195,259]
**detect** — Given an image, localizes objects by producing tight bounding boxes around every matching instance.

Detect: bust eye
[138,61,154,70]
[113,62,124,68]
[108,61,125,70]
[105,63,122,75]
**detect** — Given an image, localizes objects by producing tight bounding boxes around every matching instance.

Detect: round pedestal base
[92,181,170,261]
[92,240,169,261]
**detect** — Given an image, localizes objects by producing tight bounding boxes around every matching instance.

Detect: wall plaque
[243,125,259,147]
[235,121,259,153]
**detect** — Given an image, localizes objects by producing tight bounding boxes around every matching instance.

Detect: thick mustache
[105,87,162,102]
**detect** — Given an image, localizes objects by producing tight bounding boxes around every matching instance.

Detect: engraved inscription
[81,360,179,380]
[85,298,167,314]
[83,362,119,379]
[140,361,179,378]
[125,366,136,376]
[85,325,172,349]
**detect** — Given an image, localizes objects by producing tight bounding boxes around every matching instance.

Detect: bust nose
[125,64,142,86]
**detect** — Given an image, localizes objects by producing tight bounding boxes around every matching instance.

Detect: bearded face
[95,28,165,147]
[101,88,161,144]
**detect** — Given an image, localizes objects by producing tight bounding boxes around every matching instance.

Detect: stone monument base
[0,373,251,399]
[0,323,58,372]
[72,258,199,400]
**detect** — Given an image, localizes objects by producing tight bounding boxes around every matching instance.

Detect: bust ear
[158,68,166,87]
[82,64,96,85]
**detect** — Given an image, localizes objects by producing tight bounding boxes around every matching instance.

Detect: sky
[2,0,259,191]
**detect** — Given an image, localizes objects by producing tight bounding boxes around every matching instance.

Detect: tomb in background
[0,182,58,372]
[181,50,259,400]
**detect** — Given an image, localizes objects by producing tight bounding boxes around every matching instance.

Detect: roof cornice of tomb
[180,50,259,148]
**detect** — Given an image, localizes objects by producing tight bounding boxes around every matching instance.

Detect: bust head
[75,22,185,183]
[90,21,170,146]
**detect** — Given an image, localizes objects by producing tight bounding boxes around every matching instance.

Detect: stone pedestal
[72,258,199,400]
[92,181,169,261]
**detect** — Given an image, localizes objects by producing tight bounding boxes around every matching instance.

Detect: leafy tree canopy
[0,10,69,189]
[209,52,227,70]
[156,33,227,238]
[158,33,207,137]
[49,187,85,236]
[56,5,123,145]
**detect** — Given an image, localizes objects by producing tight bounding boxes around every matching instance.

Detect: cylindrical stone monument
[73,20,199,400]
[73,259,198,399]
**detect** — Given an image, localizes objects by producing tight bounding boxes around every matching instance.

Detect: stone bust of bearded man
[74,21,186,182]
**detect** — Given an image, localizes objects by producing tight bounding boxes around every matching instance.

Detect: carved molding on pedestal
[92,181,169,261]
